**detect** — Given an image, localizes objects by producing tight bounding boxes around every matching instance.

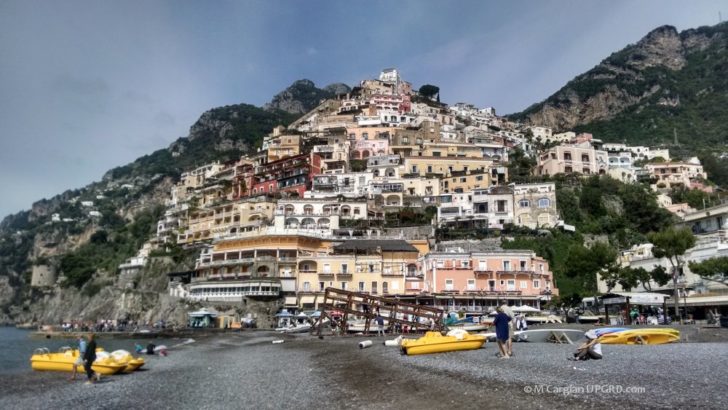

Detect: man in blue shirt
[69,335,86,380]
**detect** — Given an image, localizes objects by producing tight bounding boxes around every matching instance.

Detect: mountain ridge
[509,22,728,149]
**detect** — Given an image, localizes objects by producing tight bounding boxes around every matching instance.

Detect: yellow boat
[599,328,680,345]
[109,350,146,373]
[30,347,127,375]
[401,330,486,356]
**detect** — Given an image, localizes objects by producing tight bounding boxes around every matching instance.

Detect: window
[564,152,572,161]
[507,280,515,291]
[503,261,511,271]
[520,280,528,289]
[358,282,365,292]
[340,282,347,290]
[323,264,331,273]
[341,264,348,274]
[520,260,527,270]
[427,165,433,173]
[411,165,418,173]
[537,198,551,208]
[362,132,369,140]
[436,260,444,268]
[467,279,476,290]
[581,154,590,162]
[319,282,325,291]
[488,280,496,291]
[402,137,409,144]
[368,264,374,273]
[519,199,530,208]
[476,175,483,181]
[303,282,310,292]
[478,260,487,271]
[462,260,470,268]
[371,281,378,294]
[382,281,388,294]
[460,177,466,183]
[445,279,454,291]
[533,280,540,289]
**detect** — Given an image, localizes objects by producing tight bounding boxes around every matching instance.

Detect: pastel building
[535,143,608,177]
[419,249,558,309]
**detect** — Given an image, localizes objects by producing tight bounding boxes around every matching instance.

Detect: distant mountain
[264,79,350,114]
[510,22,728,150]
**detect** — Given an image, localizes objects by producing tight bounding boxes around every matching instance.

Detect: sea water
[0,327,172,374]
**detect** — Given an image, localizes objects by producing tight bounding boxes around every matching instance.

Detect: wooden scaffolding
[313,287,445,336]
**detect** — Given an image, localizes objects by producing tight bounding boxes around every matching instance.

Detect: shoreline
[2,330,728,409]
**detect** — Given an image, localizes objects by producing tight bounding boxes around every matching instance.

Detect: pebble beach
[2,328,728,409]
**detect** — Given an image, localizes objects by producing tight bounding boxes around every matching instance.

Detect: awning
[299,296,317,305]
[284,296,298,306]
[680,295,728,307]
[601,292,667,305]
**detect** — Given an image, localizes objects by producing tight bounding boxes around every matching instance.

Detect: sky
[0,0,725,218]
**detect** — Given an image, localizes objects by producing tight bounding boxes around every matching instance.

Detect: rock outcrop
[265,79,350,115]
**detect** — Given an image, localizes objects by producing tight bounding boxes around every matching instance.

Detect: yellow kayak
[401,330,486,356]
[599,328,680,345]
[30,348,127,375]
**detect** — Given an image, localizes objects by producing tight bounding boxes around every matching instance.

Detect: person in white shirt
[572,330,602,360]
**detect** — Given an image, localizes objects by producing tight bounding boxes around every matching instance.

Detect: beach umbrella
[275,310,293,317]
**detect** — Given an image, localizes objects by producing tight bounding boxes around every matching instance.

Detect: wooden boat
[599,328,680,345]
[400,330,486,356]
[30,347,126,375]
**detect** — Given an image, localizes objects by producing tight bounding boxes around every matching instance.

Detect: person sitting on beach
[69,335,86,381]
[493,307,511,359]
[572,330,602,361]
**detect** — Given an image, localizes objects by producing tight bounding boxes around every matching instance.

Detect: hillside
[0,80,334,324]
[510,22,728,150]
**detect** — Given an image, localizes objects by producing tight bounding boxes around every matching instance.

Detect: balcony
[336,272,353,280]
[474,270,494,276]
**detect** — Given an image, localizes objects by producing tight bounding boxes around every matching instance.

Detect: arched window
[518,199,530,208]
[303,205,314,215]
[538,198,551,208]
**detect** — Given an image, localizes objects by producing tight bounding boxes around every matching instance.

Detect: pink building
[417,250,558,310]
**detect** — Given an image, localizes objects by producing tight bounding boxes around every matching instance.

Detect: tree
[648,227,696,323]
[506,147,536,183]
[564,242,618,294]
[688,257,728,286]
[418,84,439,100]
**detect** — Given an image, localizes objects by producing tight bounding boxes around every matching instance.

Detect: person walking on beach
[493,307,511,359]
[376,314,385,337]
[83,333,99,384]
[501,304,515,356]
[69,335,86,380]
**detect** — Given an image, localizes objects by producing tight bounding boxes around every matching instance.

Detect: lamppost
[678,276,688,323]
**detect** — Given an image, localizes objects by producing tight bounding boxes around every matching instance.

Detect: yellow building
[178,199,277,244]
[402,156,496,178]
[441,171,495,194]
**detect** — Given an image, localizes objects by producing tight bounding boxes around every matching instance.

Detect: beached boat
[30,347,127,375]
[275,323,312,334]
[524,314,562,325]
[400,330,486,356]
[599,328,680,345]
[514,329,584,343]
[109,350,145,372]
[591,327,629,337]
[577,314,604,324]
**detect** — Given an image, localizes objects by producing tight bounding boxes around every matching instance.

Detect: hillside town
[31,69,727,325]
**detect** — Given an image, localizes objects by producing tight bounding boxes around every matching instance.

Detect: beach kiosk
[188,308,219,328]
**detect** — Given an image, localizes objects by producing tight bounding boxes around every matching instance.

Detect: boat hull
[30,352,126,375]
[514,329,585,343]
[401,331,486,356]
[599,329,680,345]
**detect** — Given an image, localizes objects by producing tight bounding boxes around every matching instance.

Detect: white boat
[577,314,604,324]
[524,314,562,324]
[275,323,312,334]
[514,329,584,343]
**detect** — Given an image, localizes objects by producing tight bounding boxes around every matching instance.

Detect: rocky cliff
[264,79,351,115]
[510,22,728,149]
